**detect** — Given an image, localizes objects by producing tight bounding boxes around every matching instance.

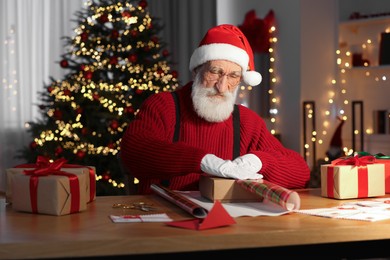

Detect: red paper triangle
[167,200,236,230]
[198,200,236,230]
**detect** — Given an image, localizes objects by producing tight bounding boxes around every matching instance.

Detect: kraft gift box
[321,163,385,199]
[6,165,96,204]
[11,170,88,215]
[199,175,261,202]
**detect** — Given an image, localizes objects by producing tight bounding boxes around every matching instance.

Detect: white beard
[191,74,238,122]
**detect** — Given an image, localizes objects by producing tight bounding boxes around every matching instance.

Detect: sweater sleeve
[239,106,310,189]
[120,92,208,180]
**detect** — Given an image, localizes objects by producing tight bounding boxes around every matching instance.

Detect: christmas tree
[17,0,179,196]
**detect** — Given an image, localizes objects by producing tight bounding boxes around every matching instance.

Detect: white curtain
[0,0,85,191]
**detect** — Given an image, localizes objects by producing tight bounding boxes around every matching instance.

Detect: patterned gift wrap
[236,179,301,210]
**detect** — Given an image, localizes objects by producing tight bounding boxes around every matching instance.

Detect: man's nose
[215,75,229,92]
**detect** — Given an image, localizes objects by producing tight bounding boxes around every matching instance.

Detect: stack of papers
[295,198,390,222]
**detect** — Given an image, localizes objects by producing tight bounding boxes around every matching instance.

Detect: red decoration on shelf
[60,59,69,68]
[238,9,275,54]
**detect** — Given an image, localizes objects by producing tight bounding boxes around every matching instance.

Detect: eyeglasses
[204,66,242,86]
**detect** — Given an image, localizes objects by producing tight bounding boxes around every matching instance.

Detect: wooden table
[1,189,390,259]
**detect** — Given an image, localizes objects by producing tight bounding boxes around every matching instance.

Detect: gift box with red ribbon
[358,152,390,193]
[5,156,96,215]
[321,155,385,199]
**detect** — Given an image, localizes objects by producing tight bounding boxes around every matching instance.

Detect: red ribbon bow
[332,155,376,167]
[23,156,68,176]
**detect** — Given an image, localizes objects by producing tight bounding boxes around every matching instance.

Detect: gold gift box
[321,163,385,199]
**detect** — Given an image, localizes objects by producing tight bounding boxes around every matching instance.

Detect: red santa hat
[189,24,262,86]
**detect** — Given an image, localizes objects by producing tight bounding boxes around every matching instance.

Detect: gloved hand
[200,154,263,180]
[233,153,262,173]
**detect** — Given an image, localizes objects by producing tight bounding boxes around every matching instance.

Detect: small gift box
[11,169,88,215]
[199,175,260,202]
[6,156,96,204]
[321,155,385,199]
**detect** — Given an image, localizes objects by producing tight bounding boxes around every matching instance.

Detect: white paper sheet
[179,191,291,217]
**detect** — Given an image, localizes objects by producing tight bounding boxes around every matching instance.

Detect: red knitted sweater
[120,82,310,194]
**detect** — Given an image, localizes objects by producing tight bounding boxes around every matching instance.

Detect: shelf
[348,64,390,70]
[340,16,390,28]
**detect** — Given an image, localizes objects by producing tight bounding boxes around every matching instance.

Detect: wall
[217,0,338,168]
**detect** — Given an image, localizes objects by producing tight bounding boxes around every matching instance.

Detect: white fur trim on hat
[189,43,262,86]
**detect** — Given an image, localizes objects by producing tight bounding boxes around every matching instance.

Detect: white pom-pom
[243,71,262,86]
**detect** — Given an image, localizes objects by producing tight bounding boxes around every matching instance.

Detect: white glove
[233,153,262,173]
[200,154,263,180]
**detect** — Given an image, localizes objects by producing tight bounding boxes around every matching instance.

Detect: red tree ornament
[81,127,89,136]
[60,59,69,68]
[162,49,169,57]
[53,109,63,120]
[111,29,119,39]
[128,54,137,63]
[171,70,178,78]
[109,56,118,65]
[121,10,131,18]
[139,0,147,9]
[76,150,86,159]
[135,89,143,95]
[76,107,83,114]
[30,141,38,150]
[110,120,119,130]
[80,32,88,42]
[125,106,134,114]
[63,89,71,96]
[55,146,63,156]
[98,13,109,24]
[84,71,93,80]
[130,30,138,37]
